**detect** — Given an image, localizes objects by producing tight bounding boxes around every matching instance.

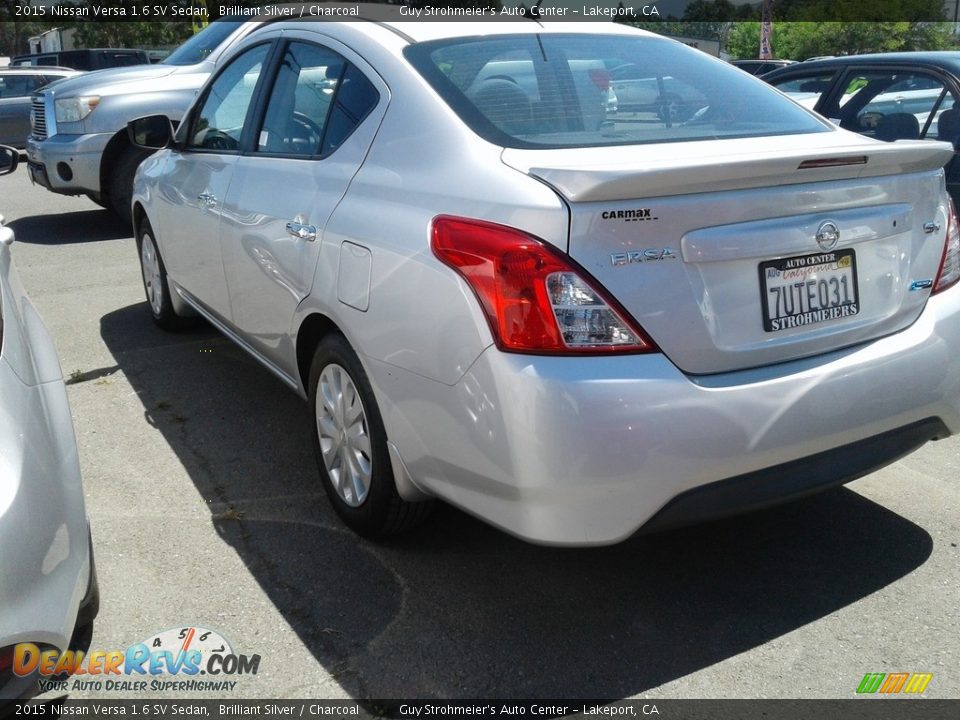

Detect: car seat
[938,101,960,148]
[875,113,920,141]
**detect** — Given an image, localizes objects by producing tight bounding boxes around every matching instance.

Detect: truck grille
[31,97,47,140]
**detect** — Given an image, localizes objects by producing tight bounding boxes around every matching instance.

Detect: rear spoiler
[503,138,955,202]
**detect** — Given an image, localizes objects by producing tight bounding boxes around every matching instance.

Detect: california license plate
[759,249,859,332]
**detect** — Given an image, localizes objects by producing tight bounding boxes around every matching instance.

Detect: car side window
[255,41,379,158]
[826,70,954,141]
[0,73,43,98]
[188,43,270,153]
[321,64,380,155]
[768,73,837,111]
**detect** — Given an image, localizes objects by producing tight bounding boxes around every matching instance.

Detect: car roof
[764,51,960,78]
[260,4,651,45]
[377,20,648,44]
[0,66,78,74]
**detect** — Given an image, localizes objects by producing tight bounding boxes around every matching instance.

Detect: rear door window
[767,72,838,111]
[254,41,379,158]
[405,34,829,148]
[823,70,955,140]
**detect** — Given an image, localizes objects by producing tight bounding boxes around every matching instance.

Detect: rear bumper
[367,286,960,546]
[641,417,949,533]
[25,133,110,196]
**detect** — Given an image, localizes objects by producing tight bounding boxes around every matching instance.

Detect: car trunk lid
[503,132,954,374]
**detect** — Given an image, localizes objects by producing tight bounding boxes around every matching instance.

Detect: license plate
[759,249,859,332]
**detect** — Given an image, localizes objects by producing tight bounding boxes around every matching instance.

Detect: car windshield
[405,34,829,148]
[163,19,244,66]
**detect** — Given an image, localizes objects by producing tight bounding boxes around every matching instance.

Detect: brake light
[934,198,960,294]
[431,216,655,354]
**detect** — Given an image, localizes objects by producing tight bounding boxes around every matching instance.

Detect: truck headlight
[54,96,101,123]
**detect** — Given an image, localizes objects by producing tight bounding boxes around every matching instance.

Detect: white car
[130,19,960,546]
[0,146,98,701]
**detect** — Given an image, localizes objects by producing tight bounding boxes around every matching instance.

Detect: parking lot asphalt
[3,167,959,700]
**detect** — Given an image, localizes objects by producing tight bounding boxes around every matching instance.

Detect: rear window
[405,34,829,148]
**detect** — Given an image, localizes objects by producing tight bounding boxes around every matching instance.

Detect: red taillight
[934,198,960,294]
[431,216,655,354]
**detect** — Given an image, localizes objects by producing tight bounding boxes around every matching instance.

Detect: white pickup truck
[25,17,261,224]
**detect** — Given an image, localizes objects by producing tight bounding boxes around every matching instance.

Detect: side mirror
[0,145,19,177]
[128,115,175,150]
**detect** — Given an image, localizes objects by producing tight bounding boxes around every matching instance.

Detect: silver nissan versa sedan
[0,146,98,700]
[129,19,960,546]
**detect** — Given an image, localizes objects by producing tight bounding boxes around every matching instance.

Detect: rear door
[219,33,387,371]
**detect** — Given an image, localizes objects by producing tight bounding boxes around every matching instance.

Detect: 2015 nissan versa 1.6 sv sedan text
[129,19,960,546]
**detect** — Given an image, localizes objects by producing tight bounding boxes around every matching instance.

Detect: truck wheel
[109,147,151,227]
[85,193,110,210]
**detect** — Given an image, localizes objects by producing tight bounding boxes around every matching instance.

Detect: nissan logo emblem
[815,221,840,251]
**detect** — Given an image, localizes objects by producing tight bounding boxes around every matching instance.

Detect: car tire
[308,334,433,538]
[137,219,188,331]
[85,193,110,210]
[109,146,151,227]
[74,531,100,632]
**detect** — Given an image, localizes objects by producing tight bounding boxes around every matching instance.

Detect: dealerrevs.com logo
[14,626,260,693]
[856,672,934,695]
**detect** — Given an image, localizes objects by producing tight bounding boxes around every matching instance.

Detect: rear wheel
[308,334,432,537]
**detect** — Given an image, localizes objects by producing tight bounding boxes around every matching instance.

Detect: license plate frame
[759,249,859,333]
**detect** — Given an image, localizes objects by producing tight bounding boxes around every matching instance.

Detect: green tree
[68,20,193,49]
[775,0,946,22]
[60,1,198,48]
[726,20,958,59]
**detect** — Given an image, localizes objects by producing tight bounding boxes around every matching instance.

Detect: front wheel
[308,334,432,538]
[137,219,188,331]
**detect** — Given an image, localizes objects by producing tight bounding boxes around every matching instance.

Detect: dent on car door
[156,42,272,323]
[219,38,386,370]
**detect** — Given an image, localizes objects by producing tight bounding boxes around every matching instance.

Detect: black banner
[0,1,957,24]
[3,700,960,720]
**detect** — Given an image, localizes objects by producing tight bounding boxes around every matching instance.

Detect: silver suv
[25,17,260,223]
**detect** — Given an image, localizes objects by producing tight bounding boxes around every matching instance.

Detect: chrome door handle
[197,192,216,209]
[286,221,317,242]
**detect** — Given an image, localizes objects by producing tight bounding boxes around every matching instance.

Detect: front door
[156,41,273,322]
